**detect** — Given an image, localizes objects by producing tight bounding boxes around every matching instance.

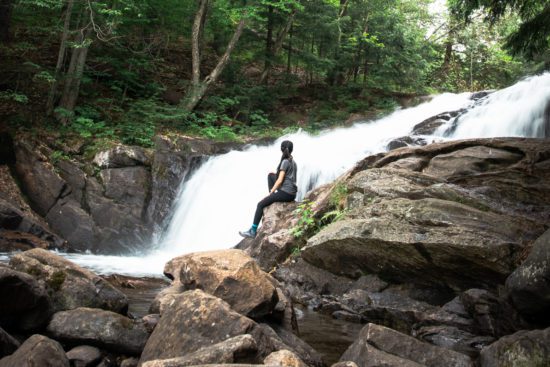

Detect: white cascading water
[15,73,549,277]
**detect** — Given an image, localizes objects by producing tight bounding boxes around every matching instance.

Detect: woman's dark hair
[277,140,293,172]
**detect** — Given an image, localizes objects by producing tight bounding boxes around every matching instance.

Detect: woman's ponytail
[277,140,294,171]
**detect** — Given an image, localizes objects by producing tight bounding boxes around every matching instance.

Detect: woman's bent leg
[253,191,295,226]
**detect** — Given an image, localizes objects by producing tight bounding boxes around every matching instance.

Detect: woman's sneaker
[239,228,256,238]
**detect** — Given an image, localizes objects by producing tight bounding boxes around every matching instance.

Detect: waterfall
[35,73,549,276]
[435,73,550,139]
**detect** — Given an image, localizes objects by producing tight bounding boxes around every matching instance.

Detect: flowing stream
[2,73,549,277]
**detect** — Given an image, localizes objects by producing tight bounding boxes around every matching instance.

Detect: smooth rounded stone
[9,248,128,314]
[302,197,528,290]
[164,249,279,319]
[0,334,69,367]
[0,326,20,358]
[93,145,151,168]
[341,323,473,367]
[479,327,550,367]
[139,290,260,364]
[342,342,425,367]
[47,307,149,355]
[141,335,258,367]
[505,228,550,322]
[0,267,52,331]
[264,350,307,367]
[66,345,103,367]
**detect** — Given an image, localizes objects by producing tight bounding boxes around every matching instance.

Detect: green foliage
[291,200,317,239]
[0,91,29,104]
[50,150,70,163]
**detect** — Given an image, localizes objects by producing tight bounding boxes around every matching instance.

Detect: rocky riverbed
[1,126,550,366]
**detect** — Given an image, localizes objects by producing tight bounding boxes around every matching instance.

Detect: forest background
[0,0,548,151]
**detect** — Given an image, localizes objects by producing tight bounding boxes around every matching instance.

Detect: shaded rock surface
[479,327,550,367]
[0,334,69,367]
[9,248,128,313]
[47,307,149,355]
[505,228,550,322]
[164,249,279,319]
[0,266,52,331]
[6,133,236,253]
[141,335,258,367]
[340,323,473,367]
[0,326,20,358]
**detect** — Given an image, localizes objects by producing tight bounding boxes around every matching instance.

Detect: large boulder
[340,323,473,367]
[302,197,529,289]
[9,248,128,313]
[264,350,307,367]
[301,139,550,291]
[164,250,279,319]
[505,228,550,322]
[139,290,261,364]
[0,334,69,367]
[47,307,149,355]
[141,335,258,367]
[0,266,52,331]
[479,327,550,367]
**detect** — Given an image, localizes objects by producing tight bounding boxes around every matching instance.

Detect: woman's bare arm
[270,171,286,194]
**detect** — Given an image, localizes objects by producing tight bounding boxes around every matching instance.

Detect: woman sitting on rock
[239,140,298,238]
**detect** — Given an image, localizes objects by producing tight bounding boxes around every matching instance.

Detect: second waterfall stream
[63,72,550,276]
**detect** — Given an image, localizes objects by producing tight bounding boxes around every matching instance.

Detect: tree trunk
[259,7,297,84]
[0,0,13,42]
[191,0,209,86]
[261,5,274,85]
[286,24,293,75]
[47,0,75,115]
[56,26,93,125]
[183,16,247,111]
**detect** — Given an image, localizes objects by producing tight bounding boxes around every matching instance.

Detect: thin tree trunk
[57,27,93,125]
[184,17,247,111]
[47,0,75,115]
[191,0,209,86]
[0,0,13,42]
[261,5,274,85]
[286,25,293,75]
[260,8,296,84]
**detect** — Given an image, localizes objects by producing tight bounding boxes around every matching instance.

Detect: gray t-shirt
[279,159,298,195]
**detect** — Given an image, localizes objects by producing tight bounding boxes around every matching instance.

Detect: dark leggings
[253,173,296,225]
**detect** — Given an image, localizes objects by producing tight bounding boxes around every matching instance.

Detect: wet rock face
[0,267,53,332]
[0,334,69,367]
[9,248,128,314]
[505,228,550,322]
[46,307,149,355]
[303,139,550,291]
[479,327,550,367]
